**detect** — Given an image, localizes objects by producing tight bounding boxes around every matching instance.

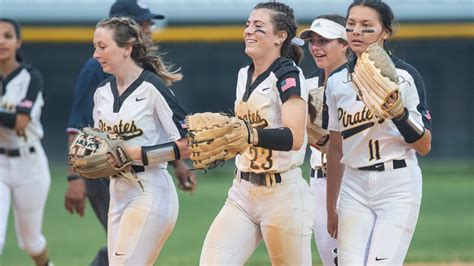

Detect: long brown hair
[96,17,182,86]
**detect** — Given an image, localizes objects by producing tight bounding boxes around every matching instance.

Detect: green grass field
[1,160,473,266]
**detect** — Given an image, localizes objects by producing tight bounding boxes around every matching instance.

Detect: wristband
[142,142,180,166]
[392,108,425,143]
[0,111,16,129]
[255,127,293,151]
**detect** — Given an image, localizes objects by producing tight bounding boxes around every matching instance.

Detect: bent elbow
[418,143,431,156]
[291,138,303,151]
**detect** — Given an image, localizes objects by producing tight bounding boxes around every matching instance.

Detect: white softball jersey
[234,57,308,174]
[325,56,432,169]
[200,57,314,266]
[0,64,50,256]
[0,65,45,148]
[92,70,182,264]
[93,70,181,169]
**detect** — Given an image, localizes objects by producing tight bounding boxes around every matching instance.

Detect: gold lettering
[338,106,381,128]
[96,119,143,140]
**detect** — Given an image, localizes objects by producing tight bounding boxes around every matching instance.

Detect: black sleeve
[395,59,432,130]
[16,68,44,115]
[411,70,432,130]
[161,87,189,138]
[274,66,302,103]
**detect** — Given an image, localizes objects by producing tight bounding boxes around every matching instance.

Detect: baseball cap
[299,18,347,41]
[109,0,165,23]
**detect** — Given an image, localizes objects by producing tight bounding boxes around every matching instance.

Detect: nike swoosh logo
[262,87,271,91]
[115,251,126,256]
[135,97,146,101]
[375,257,388,261]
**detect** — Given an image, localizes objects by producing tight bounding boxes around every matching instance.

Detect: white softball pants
[310,174,337,266]
[337,164,422,266]
[107,167,179,265]
[200,167,314,266]
[0,143,51,256]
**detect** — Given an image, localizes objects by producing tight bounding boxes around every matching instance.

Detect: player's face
[93,27,128,74]
[307,32,347,70]
[346,5,390,57]
[0,22,21,63]
[244,8,284,61]
[138,20,154,39]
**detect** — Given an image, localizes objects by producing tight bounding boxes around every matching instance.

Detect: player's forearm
[326,131,344,212]
[128,138,190,165]
[410,129,431,156]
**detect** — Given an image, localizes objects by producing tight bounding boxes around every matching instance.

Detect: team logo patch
[18,99,33,108]
[280,77,296,92]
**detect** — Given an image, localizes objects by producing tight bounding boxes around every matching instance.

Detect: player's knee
[18,237,46,256]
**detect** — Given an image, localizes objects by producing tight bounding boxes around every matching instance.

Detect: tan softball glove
[186,112,253,170]
[351,43,405,120]
[307,85,329,153]
[69,127,135,180]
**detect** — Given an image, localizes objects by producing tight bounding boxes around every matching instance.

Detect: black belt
[0,146,35,157]
[240,171,282,186]
[310,168,326,178]
[132,165,145,173]
[358,159,407,171]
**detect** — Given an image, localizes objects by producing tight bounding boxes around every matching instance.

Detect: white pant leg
[337,168,375,265]
[310,177,337,266]
[260,176,314,266]
[200,196,262,266]
[0,180,11,255]
[108,169,179,265]
[9,146,51,256]
[366,165,422,266]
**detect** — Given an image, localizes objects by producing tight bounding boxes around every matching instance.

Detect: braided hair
[96,17,182,86]
[254,2,303,64]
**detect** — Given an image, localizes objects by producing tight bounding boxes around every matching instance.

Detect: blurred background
[1,1,473,265]
[1,0,473,162]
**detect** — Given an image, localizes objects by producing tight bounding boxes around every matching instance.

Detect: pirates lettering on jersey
[338,106,386,127]
[338,106,385,139]
[98,119,143,140]
[239,109,268,129]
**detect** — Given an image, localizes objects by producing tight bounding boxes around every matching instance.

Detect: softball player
[299,15,349,266]
[326,0,432,265]
[200,2,314,265]
[0,18,52,266]
[65,1,194,264]
[91,17,191,264]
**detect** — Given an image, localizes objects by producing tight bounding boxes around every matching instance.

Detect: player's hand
[173,160,196,194]
[327,209,338,239]
[64,178,87,217]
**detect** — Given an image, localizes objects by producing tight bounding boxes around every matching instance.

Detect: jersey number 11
[369,139,381,161]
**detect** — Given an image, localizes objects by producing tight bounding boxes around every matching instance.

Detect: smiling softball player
[325,0,432,265]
